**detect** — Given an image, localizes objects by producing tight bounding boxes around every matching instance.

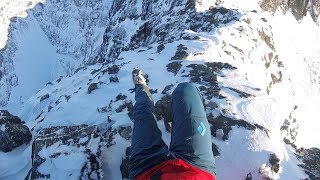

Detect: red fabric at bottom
[136,159,216,180]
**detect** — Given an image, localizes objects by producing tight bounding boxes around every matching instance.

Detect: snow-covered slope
[0,0,112,111]
[1,0,320,179]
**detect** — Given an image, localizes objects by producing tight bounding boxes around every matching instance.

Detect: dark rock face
[130,22,152,49]
[258,29,275,51]
[88,82,99,94]
[107,65,120,74]
[310,0,320,22]
[166,61,183,75]
[0,110,32,152]
[115,93,127,102]
[260,0,320,22]
[297,147,320,179]
[0,54,3,67]
[226,87,253,98]
[40,93,50,102]
[116,101,134,119]
[110,76,119,83]
[118,126,132,140]
[120,146,131,179]
[281,106,299,145]
[288,0,310,21]
[212,143,220,157]
[154,94,172,121]
[171,44,189,60]
[205,101,218,110]
[188,7,242,32]
[187,62,236,86]
[150,89,158,94]
[269,153,280,173]
[157,44,165,53]
[97,0,242,61]
[162,84,174,94]
[186,62,236,100]
[0,110,11,117]
[209,114,260,141]
[26,125,102,180]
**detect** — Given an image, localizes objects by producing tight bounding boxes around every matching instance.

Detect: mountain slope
[0,0,320,179]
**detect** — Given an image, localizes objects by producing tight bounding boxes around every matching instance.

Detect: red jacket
[136,159,216,180]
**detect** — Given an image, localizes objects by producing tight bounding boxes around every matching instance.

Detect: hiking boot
[132,68,147,86]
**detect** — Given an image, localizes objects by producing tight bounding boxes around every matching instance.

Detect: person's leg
[129,84,169,178]
[169,82,216,175]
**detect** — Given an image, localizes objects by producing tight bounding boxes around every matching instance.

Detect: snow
[35,142,88,179]
[0,0,44,49]
[0,145,31,179]
[38,152,86,179]
[0,125,5,131]
[1,0,319,179]
[194,0,215,12]
[135,0,143,14]
[101,134,130,180]
[4,14,64,115]
[270,11,320,148]
[223,0,262,12]
[215,128,270,179]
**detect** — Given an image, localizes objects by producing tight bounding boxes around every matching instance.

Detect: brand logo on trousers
[197,122,206,136]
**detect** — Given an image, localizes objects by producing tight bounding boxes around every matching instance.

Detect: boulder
[107,65,120,74]
[166,61,183,75]
[269,153,280,173]
[157,44,165,53]
[88,83,99,94]
[118,126,132,140]
[0,110,32,152]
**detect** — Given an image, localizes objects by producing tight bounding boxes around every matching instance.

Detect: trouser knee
[174,82,198,95]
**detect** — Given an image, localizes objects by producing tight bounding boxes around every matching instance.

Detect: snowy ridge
[1,0,320,179]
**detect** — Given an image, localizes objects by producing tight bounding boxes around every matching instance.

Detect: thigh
[129,85,169,178]
[169,83,216,175]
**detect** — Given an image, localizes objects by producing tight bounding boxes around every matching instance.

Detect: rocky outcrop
[269,153,280,173]
[96,0,242,61]
[115,101,134,120]
[26,125,102,179]
[88,82,99,94]
[0,110,31,152]
[297,147,320,179]
[118,126,132,140]
[260,0,320,22]
[209,115,253,140]
[185,62,237,100]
